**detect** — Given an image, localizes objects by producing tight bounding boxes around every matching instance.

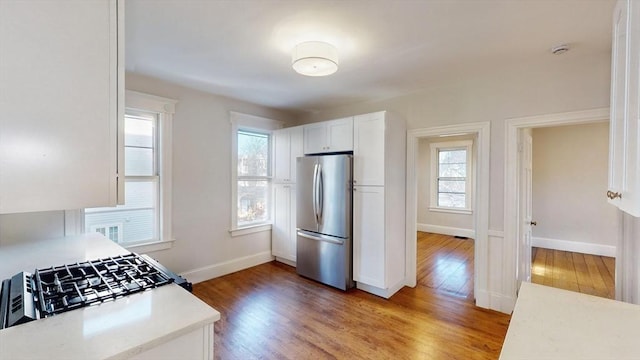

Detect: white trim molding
[417,223,475,239]
[531,237,616,258]
[180,251,274,284]
[504,107,609,310]
[406,121,491,309]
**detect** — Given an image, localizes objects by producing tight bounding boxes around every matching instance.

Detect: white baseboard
[475,289,515,314]
[274,256,296,268]
[532,237,616,257]
[417,223,475,239]
[356,278,405,299]
[180,251,274,284]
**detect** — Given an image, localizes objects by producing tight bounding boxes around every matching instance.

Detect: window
[430,140,473,213]
[85,91,176,252]
[230,112,282,234]
[237,130,271,226]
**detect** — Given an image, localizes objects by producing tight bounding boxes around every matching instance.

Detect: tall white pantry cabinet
[352,111,406,298]
[609,0,640,216]
[0,0,124,214]
[272,126,303,263]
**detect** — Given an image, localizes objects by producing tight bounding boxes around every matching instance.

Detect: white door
[272,184,292,260]
[353,185,385,288]
[354,113,385,186]
[303,123,327,154]
[326,117,353,152]
[519,130,534,286]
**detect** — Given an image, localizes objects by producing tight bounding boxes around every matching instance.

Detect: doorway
[415,134,478,300]
[527,122,616,299]
[504,108,615,300]
[406,121,490,309]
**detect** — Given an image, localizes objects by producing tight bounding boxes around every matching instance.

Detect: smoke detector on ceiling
[551,44,570,55]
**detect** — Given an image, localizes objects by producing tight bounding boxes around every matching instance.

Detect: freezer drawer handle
[297,231,344,245]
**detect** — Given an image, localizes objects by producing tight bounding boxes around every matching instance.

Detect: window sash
[235,128,273,228]
[430,140,472,211]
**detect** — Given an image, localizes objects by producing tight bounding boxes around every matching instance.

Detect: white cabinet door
[273,129,292,183]
[354,113,385,186]
[303,123,327,155]
[608,0,640,216]
[327,117,354,153]
[0,0,122,214]
[289,126,303,183]
[303,117,353,154]
[353,186,386,288]
[274,126,303,183]
[272,183,296,261]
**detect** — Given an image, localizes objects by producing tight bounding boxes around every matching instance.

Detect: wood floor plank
[532,247,614,300]
[193,232,509,359]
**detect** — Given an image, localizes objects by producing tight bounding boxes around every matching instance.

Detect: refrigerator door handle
[313,163,319,223]
[317,164,323,223]
[297,231,344,245]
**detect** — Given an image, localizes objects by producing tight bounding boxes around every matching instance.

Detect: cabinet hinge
[517,142,524,153]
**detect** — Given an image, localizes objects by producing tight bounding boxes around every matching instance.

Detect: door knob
[530,221,537,226]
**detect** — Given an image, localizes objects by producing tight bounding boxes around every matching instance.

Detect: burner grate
[34,254,173,317]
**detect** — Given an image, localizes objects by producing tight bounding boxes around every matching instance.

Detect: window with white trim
[230,112,282,234]
[430,140,473,212]
[85,91,175,251]
[237,129,271,226]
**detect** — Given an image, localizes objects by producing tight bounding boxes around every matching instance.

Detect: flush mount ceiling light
[291,41,338,77]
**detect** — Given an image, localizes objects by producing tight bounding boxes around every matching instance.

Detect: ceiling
[125,0,616,115]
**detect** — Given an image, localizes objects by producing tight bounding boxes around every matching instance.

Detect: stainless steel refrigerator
[296,154,355,291]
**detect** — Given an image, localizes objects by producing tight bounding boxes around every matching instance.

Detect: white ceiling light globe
[291,41,339,77]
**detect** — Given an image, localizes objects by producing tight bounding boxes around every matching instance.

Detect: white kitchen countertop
[0,233,220,360]
[500,282,640,360]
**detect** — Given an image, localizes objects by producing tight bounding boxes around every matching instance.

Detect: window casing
[430,140,473,213]
[230,112,282,235]
[84,91,176,253]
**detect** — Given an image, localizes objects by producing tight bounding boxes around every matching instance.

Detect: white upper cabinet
[0,0,123,214]
[273,126,303,183]
[608,0,640,216]
[354,112,386,186]
[303,117,353,154]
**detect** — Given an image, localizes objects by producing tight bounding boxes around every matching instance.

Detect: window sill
[123,239,175,253]
[428,207,473,215]
[230,224,272,237]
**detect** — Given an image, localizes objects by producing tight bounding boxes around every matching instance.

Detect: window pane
[125,147,154,176]
[125,117,154,147]
[439,163,466,177]
[439,149,466,164]
[85,209,155,244]
[438,179,466,193]
[237,180,269,225]
[438,193,466,208]
[238,131,269,177]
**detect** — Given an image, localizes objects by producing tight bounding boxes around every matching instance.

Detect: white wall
[531,123,617,256]
[298,51,612,310]
[417,135,474,237]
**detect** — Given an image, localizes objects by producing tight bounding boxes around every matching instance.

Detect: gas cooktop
[0,253,191,329]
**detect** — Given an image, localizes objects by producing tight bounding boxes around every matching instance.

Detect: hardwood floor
[531,247,615,299]
[193,232,509,359]
[417,232,474,300]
